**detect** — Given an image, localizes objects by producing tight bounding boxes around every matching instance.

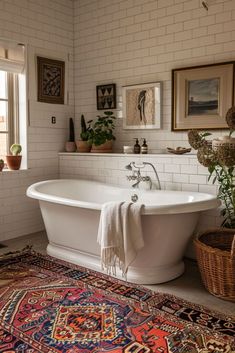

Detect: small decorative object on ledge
[6,144,22,170]
[65,118,76,152]
[0,159,4,171]
[188,106,235,301]
[167,147,191,154]
[96,83,116,110]
[123,146,133,154]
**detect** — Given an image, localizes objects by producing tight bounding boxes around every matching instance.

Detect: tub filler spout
[125,161,161,190]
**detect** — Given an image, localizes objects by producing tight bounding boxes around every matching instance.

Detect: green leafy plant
[80,114,93,141]
[89,111,116,146]
[188,107,235,229]
[10,144,22,156]
[208,164,235,228]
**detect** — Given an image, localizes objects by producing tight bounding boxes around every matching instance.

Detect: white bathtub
[27,179,220,284]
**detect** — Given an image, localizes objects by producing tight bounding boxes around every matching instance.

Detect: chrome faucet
[132,169,141,188]
[125,161,161,190]
[126,167,142,188]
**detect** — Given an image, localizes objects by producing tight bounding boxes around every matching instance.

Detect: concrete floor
[0,231,234,317]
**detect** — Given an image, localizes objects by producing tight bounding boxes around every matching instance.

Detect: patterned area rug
[0,248,234,353]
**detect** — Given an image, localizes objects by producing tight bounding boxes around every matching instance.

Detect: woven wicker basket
[194,228,235,302]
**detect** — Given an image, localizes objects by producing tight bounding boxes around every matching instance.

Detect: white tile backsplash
[59,152,221,237]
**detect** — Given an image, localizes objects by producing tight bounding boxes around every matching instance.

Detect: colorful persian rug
[0,248,234,353]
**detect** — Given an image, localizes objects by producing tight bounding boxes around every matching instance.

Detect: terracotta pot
[6,155,22,170]
[91,140,113,153]
[76,140,91,153]
[65,141,76,152]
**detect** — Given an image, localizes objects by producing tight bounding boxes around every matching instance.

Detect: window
[0,39,26,168]
[0,71,19,160]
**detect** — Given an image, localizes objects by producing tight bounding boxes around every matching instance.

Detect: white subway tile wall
[1,0,234,241]
[74,0,235,153]
[59,153,222,237]
[0,0,74,241]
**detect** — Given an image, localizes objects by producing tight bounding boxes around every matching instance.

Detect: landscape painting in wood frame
[37,56,65,104]
[172,62,235,131]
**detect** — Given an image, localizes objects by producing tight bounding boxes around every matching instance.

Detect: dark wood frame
[172,61,235,131]
[37,56,65,104]
[96,83,116,110]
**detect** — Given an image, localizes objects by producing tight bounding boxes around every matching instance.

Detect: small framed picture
[96,83,116,110]
[122,82,162,129]
[37,56,65,104]
[172,62,235,130]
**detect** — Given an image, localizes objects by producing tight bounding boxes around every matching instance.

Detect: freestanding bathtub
[27,179,220,284]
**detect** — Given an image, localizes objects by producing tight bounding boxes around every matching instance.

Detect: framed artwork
[96,83,116,110]
[172,62,235,131]
[37,56,65,104]
[122,82,162,129]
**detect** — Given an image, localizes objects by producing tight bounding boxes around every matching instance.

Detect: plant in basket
[188,106,235,302]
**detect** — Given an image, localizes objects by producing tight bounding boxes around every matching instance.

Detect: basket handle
[231,234,235,261]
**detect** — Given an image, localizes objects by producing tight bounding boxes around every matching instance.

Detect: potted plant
[6,144,22,170]
[89,111,116,153]
[65,117,76,152]
[76,114,93,152]
[0,159,4,172]
[188,106,235,301]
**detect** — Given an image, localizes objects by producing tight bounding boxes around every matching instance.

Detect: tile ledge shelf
[59,152,197,158]
[0,168,29,174]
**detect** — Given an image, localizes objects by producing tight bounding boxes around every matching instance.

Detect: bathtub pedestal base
[47,243,185,284]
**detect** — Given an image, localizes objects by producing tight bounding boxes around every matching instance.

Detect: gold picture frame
[172,62,235,131]
[37,56,65,104]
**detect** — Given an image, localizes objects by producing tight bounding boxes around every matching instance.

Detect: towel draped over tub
[97,201,144,276]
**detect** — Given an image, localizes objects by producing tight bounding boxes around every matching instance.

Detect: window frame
[0,71,19,156]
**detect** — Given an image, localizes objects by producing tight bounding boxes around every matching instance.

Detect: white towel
[97,201,144,276]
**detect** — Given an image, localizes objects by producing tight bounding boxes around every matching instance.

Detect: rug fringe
[0,245,33,260]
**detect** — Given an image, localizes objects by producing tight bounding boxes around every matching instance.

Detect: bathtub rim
[27,179,220,215]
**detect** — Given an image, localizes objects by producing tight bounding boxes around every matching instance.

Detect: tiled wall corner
[0,0,74,241]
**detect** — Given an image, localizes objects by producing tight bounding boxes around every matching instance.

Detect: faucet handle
[127,175,137,181]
